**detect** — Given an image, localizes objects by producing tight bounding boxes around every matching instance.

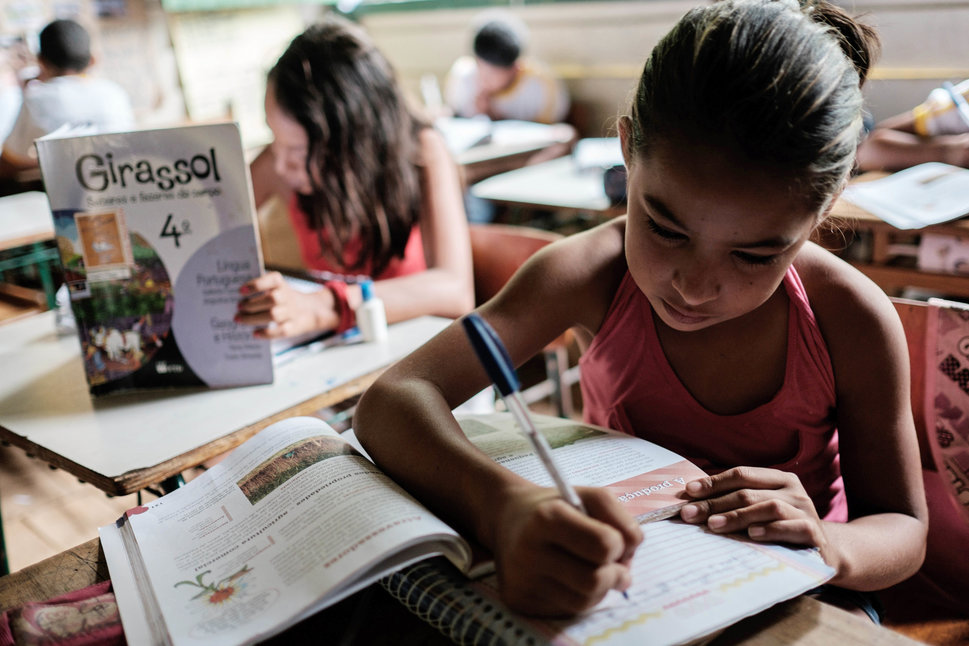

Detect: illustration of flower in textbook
[175,565,253,606]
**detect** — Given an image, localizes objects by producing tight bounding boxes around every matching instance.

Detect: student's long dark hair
[628,0,879,213]
[269,17,427,276]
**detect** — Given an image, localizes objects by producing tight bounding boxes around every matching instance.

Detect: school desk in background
[827,166,969,298]
[0,192,59,311]
[436,116,577,185]
[470,141,627,221]
[0,308,449,498]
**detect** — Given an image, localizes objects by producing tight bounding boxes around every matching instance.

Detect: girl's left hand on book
[679,466,829,552]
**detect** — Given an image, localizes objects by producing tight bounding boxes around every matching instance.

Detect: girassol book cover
[36,122,273,396]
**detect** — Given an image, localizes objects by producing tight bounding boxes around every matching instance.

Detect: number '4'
[161,214,182,248]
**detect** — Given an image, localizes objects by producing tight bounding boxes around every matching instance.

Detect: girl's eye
[732,251,780,267]
[645,217,687,242]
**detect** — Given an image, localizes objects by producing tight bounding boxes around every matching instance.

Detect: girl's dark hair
[629,0,879,212]
[269,17,427,275]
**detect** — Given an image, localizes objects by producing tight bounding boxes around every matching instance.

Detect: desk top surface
[470,155,623,214]
[0,191,55,252]
[0,312,449,491]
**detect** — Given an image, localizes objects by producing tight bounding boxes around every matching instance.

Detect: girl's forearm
[822,513,926,590]
[375,268,474,322]
[354,374,527,548]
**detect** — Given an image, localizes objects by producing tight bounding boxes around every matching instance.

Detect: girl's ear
[618,116,633,167]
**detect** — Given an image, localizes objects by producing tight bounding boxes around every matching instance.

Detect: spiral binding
[381,557,547,646]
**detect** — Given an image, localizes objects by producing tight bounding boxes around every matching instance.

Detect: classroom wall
[848,0,969,122]
[361,0,969,135]
[4,1,969,145]
[360,1,695,138]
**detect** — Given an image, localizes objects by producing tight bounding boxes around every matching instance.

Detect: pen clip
[461,313,520,397]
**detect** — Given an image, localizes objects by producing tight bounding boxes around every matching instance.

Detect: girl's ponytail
[803,0,880,85]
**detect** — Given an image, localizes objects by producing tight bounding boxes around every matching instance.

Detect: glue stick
[356,279,387,343]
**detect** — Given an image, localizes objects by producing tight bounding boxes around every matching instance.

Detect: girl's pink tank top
[579,267,847,522]
[287,194,427,278]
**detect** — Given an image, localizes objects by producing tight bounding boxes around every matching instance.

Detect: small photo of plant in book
[237,436,357,504]
[175,565,253,606]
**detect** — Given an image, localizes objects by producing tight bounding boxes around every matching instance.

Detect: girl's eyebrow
[644,196,796,250]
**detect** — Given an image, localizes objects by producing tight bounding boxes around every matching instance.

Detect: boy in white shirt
[445,12,569,125]
[0,19,134,178]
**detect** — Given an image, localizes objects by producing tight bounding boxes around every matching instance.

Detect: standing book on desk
[36,122,272,395]
[99,413,833,646]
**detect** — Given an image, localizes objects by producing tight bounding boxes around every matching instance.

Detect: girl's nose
[672,263,720,306]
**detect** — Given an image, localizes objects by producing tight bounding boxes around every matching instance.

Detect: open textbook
[100,414,833,646]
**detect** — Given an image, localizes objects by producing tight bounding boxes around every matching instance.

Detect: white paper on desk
[529,521,834,646]
[842,162,969,229]
[435,116,493,154]
[572,137,624,171]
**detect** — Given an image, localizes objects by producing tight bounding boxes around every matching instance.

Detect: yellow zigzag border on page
[583,562,788,644]
[719,561,786,592]
[584,610,664,645]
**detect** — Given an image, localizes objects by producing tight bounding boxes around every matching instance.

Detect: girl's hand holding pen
[235,271,340,339]
[679,467,833,562]
[493,484,642,617]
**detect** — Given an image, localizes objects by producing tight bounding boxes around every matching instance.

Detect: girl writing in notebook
[355,0,927,619]
[237,17,473,338]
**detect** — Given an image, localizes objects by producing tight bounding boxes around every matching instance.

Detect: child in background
[1,19,134,178]
[856,79,969,171]
[355,0,927,620]
[445,11,570,125]
[238,17,473,339]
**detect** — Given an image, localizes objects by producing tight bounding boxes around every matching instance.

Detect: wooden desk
[0,191,59,309]
[0,311,449,496]
[827,174,969,298]
[456,122,577,185]
[0,538,922,645]
[470,155,626,220]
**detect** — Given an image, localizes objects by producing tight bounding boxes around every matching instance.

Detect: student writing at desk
[445,11,570,125]
[0,19,134,180]
[355,0,927,621]
[238,17,473,339]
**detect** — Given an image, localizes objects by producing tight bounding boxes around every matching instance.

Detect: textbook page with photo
[100,413,833,646]
[35,122,272,396]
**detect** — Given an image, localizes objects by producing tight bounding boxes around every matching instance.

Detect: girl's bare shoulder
[794,242,907,372]
[538,217,627,286]
[510,218,627,335]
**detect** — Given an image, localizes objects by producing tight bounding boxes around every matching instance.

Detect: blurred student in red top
[238,17,473,339]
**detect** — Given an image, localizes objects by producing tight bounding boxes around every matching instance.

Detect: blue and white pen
[942,81,969,129]
[463,314,633,600]
[462,313,586,512]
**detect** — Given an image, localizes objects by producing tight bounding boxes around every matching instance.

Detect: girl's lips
[662,300,710,325]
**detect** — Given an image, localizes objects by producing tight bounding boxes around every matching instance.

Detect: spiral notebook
[383,519,833,646]
[382,415,836,646]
